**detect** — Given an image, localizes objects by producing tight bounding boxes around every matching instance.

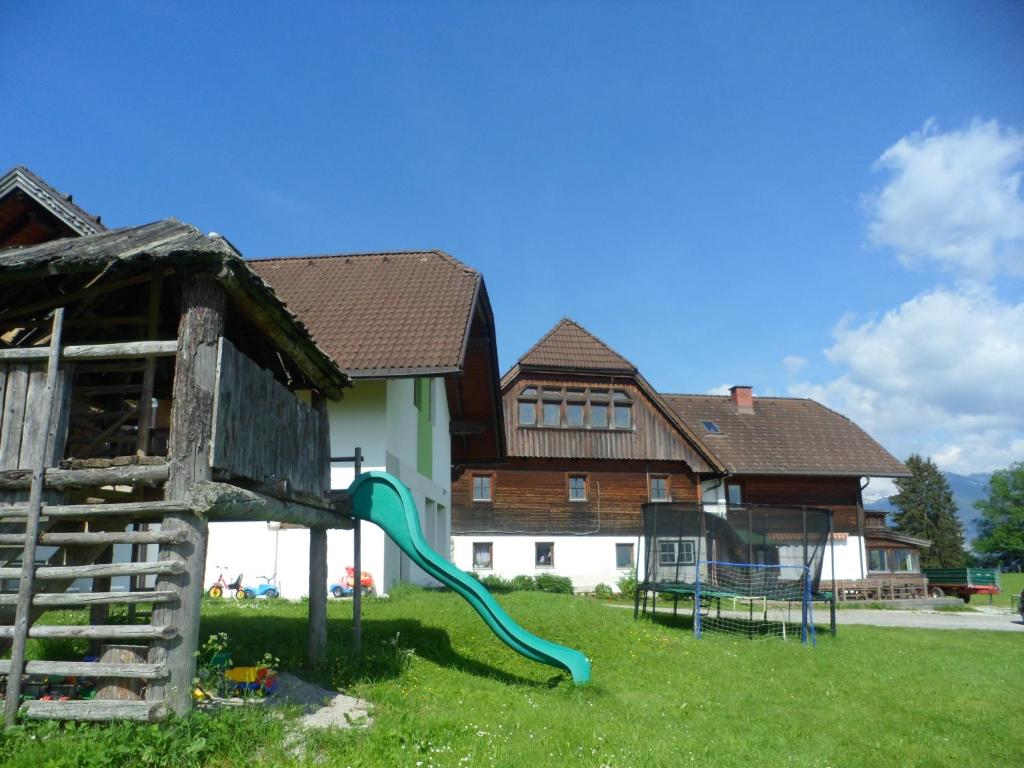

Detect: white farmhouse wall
[205,376,453,599]
[451,534,642,593]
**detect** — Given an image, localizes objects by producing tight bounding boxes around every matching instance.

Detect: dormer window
[516,385,634,429]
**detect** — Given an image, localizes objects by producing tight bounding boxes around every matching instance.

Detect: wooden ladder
[0,310,184,724]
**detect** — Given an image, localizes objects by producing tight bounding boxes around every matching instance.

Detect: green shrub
[593,583,614,599]
[535,573,574,594]
[616,569,637,601]
[510,574,537,591]
[481,574,513,593]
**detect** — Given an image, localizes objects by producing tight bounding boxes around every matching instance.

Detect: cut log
[0,500,190,520]
[97,645,148,700]
[0,529,188,546]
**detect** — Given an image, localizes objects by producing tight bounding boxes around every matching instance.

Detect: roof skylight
[702,420,722,435]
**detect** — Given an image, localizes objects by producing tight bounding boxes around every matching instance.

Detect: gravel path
[611,603,1024,632]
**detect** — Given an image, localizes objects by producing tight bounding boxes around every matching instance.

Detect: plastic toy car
[329,566,374,598]
[236,575,280,599]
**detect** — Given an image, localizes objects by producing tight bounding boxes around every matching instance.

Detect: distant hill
[866,472,991,544]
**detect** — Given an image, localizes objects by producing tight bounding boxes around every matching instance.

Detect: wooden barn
[0,218,352,724]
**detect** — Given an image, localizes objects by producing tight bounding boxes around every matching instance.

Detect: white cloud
[782,355,807,375]
[867,119,1024,282]
[705,384,732,396]
[792,287,1024,474]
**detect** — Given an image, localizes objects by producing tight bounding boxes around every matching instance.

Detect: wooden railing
[210,338,327,498]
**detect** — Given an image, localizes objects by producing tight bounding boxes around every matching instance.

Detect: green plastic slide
[348,471,591,685]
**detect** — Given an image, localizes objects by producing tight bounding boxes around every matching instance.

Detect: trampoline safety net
[638,503,832,644]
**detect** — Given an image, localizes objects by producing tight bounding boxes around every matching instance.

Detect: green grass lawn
[984,572,1024,611]
[2,588,1022,767]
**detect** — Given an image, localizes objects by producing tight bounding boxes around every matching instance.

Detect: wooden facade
[453,458,699,535]
[734,475,863,534]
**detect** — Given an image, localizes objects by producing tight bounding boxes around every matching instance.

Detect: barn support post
[147,273,225,716]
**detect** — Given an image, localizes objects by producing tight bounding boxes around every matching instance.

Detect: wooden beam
[136,271,163,456]
[0,463,169,491]
[0,659,169,678]
[0,559,185,580]
[0,529,187,546]
[0,271,159,322]
[148,273,223,716]
[0,591,177,607]
[0,501,188,520]
[0,340,178,363]
[0,624,176,640]
[189,481,352,529]
[21,700,166,722]
[307,392,330,664]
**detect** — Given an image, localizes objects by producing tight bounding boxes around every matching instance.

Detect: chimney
[730,385,754,414]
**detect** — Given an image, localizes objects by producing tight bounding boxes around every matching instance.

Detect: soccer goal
[694,561,815,644]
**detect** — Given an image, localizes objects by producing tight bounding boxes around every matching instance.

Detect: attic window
[702,420,721,434]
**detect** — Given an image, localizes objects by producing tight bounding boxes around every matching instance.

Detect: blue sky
[3,2,1023,476]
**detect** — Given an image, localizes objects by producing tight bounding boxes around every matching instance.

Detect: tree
[889,455,967,568]
[973,462,1024,569]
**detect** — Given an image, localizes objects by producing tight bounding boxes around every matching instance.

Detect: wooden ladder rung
[19,700,167,722]
[0,560,185,581]
[0,530,187,546]
[0,624,176,640]
[0,590,177,607]
[0,501,190,520]
[0,659,168,679]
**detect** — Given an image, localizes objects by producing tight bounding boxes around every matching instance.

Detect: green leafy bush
[481,574,513,593]
[535,573,574,594]
[510,574,537,591]
[593,583,614,599]
[616,569,637,601]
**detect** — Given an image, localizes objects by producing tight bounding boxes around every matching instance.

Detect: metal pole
[352,447,363,655]
[829,510,837,637]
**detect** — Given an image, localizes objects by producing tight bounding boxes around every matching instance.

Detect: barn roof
[0,165,105,248]
[662,393,910,477]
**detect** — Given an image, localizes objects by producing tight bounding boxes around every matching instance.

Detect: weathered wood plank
[21,699,167,722]
[0,340,178,363]
[0,590,177,606]
[211,337,327,497]
[0,363,29,469]
[0,559,185,580]
[0,529,187,546]
[0,659,169,678]
[0,463,169,491]
[0,500,189,519]
[0,624,176,640]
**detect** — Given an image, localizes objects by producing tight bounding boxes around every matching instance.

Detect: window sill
[568,498,587,503]
[472,499,493,504]
[535,565,554,570]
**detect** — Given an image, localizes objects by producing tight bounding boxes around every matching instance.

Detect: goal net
[694,560,815,644]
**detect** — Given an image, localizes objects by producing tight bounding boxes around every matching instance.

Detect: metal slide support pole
[829,510,837,637]
[801,508,809,643]
[352,447,363,655]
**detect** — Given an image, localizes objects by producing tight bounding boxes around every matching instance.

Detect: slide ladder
[348,472,591,685]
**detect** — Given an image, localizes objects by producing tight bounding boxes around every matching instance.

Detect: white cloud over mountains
[867,119,1024,282]
[793,120,1024,475]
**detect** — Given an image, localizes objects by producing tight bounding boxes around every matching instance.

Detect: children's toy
[207,568,244,598]
[329,566,374,598]
[237,575,280,599]
[223,666,278,695]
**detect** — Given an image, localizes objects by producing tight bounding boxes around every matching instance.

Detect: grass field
[2,588,1022,767]
[985,572,1024,611]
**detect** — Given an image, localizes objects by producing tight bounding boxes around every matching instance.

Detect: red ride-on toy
[207,569,243,599]
[329,567,374,598]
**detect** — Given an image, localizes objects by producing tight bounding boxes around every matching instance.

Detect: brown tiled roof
[249,251,482,378]
[663,394,910,477]
[516,318,637,373]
